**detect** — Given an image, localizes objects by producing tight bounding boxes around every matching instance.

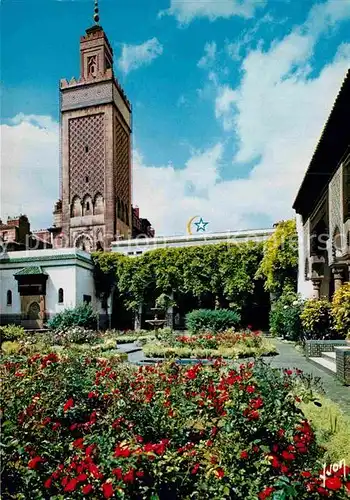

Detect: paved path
[268,339,350,415]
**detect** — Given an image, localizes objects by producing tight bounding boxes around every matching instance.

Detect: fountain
[145,306,167,330]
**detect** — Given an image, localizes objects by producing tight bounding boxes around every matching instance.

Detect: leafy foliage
[256,220,298,297]
[300,299,332,340]
[186,309,241,334]
[0,324,25,343]
[93,242,265,315]
[47,303,98,330]
[3,354,349,499]
[269,285,303,340]
[331,282,350,338]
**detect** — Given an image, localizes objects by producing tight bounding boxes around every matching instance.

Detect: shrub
[4,355,350,499]
[0,324,25,343]
[185,308,241,334]
[269,286,303,340]
[1,340,22,354]
[300,299,332,339]
[47,303,98,330]
[331,283,350,338]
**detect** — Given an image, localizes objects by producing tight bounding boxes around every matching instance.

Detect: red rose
[325,476,342,490]
[28,456,43,469]
[246,385,255,393]
[136,470,145,478]
[77,473,88,482]
[301,471,312,478]
[248,410,260,420]
[240,450,249,460]
[102,482,114,498]
[64,478,78,492]
[44,477,52,489]
[63,398,74,412]
[281,451,295,461]
[191,463,200,474]
[82,484,93,494]
[73,438,84,449]
[258,486,275,499]
[215,468,224,479]
[123,469,135,483]
[112,467,123,480]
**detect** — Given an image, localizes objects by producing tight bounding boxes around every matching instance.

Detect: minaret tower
[57,0,132,251]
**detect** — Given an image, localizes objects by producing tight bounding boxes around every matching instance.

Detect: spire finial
[93,0,99,24]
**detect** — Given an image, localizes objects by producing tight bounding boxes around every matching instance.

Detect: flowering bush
[0,324,26,343]
[3,353,349,499]
[300,299,333,340]
[143,330,277,359]
[47,303,98,330]
[331,283,350,338]
[269,286,303,340]
[186,309,241,334]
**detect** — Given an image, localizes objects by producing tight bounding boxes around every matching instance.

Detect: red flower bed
[1,353,349,498]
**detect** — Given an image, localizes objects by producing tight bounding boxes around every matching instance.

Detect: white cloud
[0,114,59,231]
[197,42,217,68]
[118,38,163,74]
[210,0,350,223]
[159,0,265,24]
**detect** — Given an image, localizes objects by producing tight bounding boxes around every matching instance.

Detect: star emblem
[194,217,209,232]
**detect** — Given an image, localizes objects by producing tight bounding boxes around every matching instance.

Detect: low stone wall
[335,347,350,386]
[305,339,347,358]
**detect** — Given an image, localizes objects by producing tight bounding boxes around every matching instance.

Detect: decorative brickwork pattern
[305,339,347,358]
[114,117,130,205]
[335,347,350,385]
[61,82,113,111]
[69,113,105,202]
[329,166,343,263]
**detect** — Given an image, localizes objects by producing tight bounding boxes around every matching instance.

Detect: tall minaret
[57,0,132,251]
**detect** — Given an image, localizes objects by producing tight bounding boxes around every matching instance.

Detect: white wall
[45,265,77,314]
[0,268,21,314]
[75,265,97,308]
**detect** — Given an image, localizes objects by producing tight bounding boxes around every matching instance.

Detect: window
[58,288,64,304]
[86,202,90,211]
[83,295,91,304]
[136,251,142,255]
[85,176,89,183]
[85,145,89,153]
[6,290,12,306]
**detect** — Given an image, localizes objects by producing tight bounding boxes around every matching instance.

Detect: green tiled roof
[14,266,48,276]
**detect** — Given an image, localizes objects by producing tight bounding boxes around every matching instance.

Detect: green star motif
[194,217,209,232]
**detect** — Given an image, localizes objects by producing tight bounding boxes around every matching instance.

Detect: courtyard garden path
[269,339,350,415]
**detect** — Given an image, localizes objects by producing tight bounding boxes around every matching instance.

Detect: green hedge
[185,308,241,334]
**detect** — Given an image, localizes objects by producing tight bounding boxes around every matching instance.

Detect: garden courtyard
[1,221,350,499]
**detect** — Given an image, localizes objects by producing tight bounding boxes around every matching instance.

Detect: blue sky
[1,0,350,235]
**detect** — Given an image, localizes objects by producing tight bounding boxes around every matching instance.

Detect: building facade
[294,69,350,300]
[111,228,275,256]
[0,216,52,252]
[0,248,105,329]
[52,18,133,252]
